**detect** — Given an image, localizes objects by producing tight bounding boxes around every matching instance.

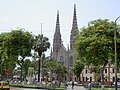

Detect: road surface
[11,85,86,90]
[11,87,47,90]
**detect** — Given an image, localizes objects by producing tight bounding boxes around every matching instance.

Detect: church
[51,4,78,69]
[50,4,120,84]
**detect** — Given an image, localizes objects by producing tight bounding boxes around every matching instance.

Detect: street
[11,87,47,90]
[67,85,86,90]
[11,85,86,90]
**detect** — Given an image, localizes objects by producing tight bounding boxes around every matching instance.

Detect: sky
[0,0,120,56]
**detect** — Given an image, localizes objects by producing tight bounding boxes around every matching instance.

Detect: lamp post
[114,16,120,90]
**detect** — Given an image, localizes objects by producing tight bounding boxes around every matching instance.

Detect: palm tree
[34,34,50,82]
[55,62,67,87]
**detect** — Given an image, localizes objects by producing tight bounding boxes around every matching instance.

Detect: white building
[80,64,120,84]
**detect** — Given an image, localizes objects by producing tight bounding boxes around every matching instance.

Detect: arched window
[70,56,73,66]
[60,56,64,64]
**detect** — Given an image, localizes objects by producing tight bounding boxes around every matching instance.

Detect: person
[88,82,91,90]
[71,81,74,89]
[64,81,68,90]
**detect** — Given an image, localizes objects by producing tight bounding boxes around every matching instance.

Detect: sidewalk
[66,85,86,90]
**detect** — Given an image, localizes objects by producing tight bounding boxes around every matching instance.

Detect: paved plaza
[66,85,86,90]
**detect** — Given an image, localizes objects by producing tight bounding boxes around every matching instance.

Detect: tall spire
[72,4,78,30]
[53,10,62,52]
[70,4,79,50]
[55,11,60,31]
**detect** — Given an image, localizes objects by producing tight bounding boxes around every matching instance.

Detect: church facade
[51,4,78,69]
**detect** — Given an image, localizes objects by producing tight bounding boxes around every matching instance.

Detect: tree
[23,59,32,79]
[73,60,84,81]
[55,62,67,87]
[43,58,67,87]
[43,58,58,81]
[0,32,17,80]
[33,34,50,82]
[5,28,34,81]
[74,19,120,89]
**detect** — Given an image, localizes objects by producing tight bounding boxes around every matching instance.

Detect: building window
[83,77,84,81]
[112,68,115,73]
[105,78,107,82]
[86,77,88,81]
[105,69,107,73]
[60,56,64,64]
[70,56,73,66]
[90,77,92,81]
[60,56,64,61]
[86,69,87,74]
[113,77,115,82]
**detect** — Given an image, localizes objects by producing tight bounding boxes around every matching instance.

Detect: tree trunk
[101,60,108,90]
[20,57,25,83]
[38,52,42,82]
[20,59,24,83]
[38,58,41,82]
[58,78,62,87]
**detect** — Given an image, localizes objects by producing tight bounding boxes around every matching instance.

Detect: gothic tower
[70,4,79,50]
[53,11,62,53]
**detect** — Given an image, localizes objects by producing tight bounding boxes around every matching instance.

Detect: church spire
[70,4,79,50]
[72,4,78,30]
[53,10,62,52]
[56,11,60,31]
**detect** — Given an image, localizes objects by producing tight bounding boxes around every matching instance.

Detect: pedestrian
[71,81,74,89]
[88,82,91,90]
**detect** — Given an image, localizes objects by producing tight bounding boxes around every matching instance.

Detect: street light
[114,16,120,90]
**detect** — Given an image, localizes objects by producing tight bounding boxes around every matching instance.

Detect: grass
[91,88,120,90]
[10,84,64,90]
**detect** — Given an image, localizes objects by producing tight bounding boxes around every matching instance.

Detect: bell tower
[70,4,79,50]
[53,11,62,52]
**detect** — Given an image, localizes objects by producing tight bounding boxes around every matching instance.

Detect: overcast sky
[0,0,120,56]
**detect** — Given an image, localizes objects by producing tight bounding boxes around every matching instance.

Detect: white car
[67,81,78,85]
[113,82,120,85]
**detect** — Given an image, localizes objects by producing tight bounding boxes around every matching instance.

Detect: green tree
[0,32,17,80]
[31,52,39,80]
[43,58,58,81]
[43,58,67,87]
[33,34,50,82]
[5,28,34,81]
[74,19,120,89]
[55,62,67,87]
[73,60,84,81]
[23,59,32,79]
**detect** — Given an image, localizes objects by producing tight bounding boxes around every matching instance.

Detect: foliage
[55,62,67,87]
[73,60,84,78]
[23,59,33,79]
[42,58,67,87]
[0,32,17,79]
[33,34,50,56]
[74,19,120,85]
[0,28,34,80]
[33,34,50,82]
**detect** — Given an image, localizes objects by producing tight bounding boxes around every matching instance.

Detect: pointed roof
[55,10,60,31]
[72,4,78,30]
[70,4,79,50]
[53,10,62,52]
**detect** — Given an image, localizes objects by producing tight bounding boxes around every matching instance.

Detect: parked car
[0,81,10,90]
[113,82,120,86]
[67,81,78,85]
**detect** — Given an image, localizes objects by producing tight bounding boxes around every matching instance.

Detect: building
[51,4,118,84]
[81,64,120,84]
[51,4,78,70]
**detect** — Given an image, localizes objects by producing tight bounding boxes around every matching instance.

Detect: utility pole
[114,16,120,90]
